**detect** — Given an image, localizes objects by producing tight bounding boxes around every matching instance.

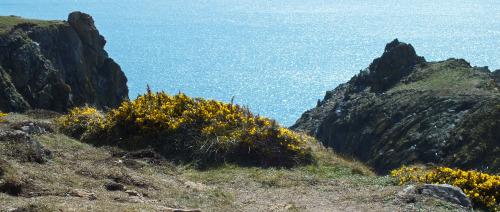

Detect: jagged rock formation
[0,12,128,112]
[292,39,500,174]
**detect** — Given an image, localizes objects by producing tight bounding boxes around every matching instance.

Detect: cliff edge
[292,39,500,174]
[0,12,128,112]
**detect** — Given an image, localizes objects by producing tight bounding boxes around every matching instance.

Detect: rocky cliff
[292,39,500,174]
[0,12,128,112]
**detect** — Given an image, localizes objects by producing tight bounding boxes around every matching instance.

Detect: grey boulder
[398,184,472,208]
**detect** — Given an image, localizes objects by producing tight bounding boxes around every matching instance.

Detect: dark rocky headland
[292,39,500,174]
[0,12,128,112]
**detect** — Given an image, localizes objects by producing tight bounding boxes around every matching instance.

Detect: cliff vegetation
[56,90,313,167]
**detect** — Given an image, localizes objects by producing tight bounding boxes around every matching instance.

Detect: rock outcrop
[494,69,500,87]
[0,12,128,112]
[0,129,52,164]
[397,184,472,208]
[292,39,500,174]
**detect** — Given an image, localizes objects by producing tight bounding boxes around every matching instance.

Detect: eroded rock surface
[0,12,128,112]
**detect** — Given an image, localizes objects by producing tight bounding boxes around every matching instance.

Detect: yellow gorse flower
[0,111,7,122]
[55,106,106,137]
[391,166,500,210]
[57,90,312,166]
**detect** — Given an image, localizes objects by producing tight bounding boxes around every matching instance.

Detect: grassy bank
[0,15,63,34]
[0,112,469,211]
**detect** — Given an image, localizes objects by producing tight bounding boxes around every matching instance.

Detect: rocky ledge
[292,39,500,174]
[0,12,128,112]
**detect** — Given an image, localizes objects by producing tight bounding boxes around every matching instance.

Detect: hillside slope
[0,112,467,211]
[292,39,500,174]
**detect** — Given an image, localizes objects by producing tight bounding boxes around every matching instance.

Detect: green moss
[0,16,64,35]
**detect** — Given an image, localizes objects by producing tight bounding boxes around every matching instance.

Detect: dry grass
[0,113,469,211]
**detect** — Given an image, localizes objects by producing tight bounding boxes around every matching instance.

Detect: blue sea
[1,0,499,126]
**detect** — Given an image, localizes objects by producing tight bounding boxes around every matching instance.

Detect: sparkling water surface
[1,0,499,126]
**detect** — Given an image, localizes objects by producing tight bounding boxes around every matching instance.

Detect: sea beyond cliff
[1,0,499,126]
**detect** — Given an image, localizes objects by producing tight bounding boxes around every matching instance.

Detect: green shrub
[55,107,105,138]
[391,166,500,210]
[57,91,313,167]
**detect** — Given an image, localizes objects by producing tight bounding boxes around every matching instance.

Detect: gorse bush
[391,166,500,210]
[0,111,6,122]
[56,106,105,138]
[57,90,313,167]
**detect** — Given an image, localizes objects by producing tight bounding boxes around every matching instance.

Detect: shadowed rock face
[0,11,128,112]
[353,39,426,92]
[494,69,500,87]
[292,39,500,174]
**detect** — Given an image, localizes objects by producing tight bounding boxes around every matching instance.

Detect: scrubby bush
[57,90,313,167]
[391,166,500,210]
[0,111,7,122]
[55,107,105,138]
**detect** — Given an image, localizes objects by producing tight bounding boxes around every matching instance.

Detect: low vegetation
[57,90,313,167]
[56,107,105,138]
[0,111,470,211]
[0,15,63,34]
[391,166,500,210]
[391,60,496,93]
[0,112,6,122]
